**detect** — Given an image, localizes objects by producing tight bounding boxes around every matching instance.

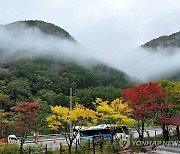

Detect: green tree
[75,86,123,109]
[159,80,180,114]
[8,78,32,101]
[0,93,11,111]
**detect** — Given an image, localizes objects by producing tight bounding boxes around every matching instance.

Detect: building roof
[158,115,180,126]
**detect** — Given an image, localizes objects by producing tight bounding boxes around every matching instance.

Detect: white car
[8,135,18,143]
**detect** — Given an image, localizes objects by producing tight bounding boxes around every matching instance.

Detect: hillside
[0,20,136,110]
[166,71,180,81]
[142,31,180,49]
[141,31,180,81]
[4,20,75,41]
[0,57,135,110]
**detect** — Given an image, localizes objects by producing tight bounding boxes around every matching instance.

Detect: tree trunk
[19,136,27,154]
[177,126,180,141]
[137,120,141,140]
[162,124,167,141]
[111,133,114,144]
[141,121,145,143]
[166,126,169,141]
[19,138,24,154]
[68,142,72,154]
[110,133,115,150]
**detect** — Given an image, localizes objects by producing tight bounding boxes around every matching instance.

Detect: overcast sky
[0,0,180,81]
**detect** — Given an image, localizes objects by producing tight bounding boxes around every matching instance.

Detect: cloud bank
[0,23,90,64]
[0,0,180,81]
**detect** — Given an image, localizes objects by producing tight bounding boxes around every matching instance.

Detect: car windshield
[9,137,17,141]
[80,129,111,136]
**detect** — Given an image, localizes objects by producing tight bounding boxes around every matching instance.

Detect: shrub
[0,143,19,154]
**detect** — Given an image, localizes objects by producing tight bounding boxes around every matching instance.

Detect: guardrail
[17,134,65,143]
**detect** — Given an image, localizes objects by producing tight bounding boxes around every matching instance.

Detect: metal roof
[157,115,180,126]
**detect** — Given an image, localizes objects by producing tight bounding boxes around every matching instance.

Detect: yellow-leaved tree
[47,103,95,154]
[93,98,135,144]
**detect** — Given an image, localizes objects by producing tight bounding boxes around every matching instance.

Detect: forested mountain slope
[4,20,75,41]
[142,31,180,81]
[142,31,180,49]
[0,20,136,110]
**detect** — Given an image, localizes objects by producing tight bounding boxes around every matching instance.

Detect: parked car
[8,135,18,143]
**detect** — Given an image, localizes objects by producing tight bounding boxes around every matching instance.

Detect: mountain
[0,20,136,110]
[166,70,180,81]
[3,20,75,41]
[0,20,77,62]
[142,31,180,49]
[142,31,180,81]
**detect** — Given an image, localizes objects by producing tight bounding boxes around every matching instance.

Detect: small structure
[157,115,180,141]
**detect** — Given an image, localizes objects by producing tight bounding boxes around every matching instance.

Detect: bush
[0,143,19,154]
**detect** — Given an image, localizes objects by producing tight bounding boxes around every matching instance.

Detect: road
[131,127,163,138]
[22,127,165,149]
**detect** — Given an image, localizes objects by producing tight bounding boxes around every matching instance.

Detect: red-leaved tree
[123,82,170,141]
[11,102,43,154]
[0,112,14,139]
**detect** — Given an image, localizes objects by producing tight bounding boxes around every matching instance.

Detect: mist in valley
[0,0,180,82]
[0,22,93,65]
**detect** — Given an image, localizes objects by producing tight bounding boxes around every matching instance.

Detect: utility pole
[70,88,72,135]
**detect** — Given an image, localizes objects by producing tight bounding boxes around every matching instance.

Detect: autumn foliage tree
[0,111,14,138]
[47,104,95,154]
[123,82,170,141]
[159,80,180,114]
[93,98,135,145]
[93,98,135,125]
[11,102,43,154]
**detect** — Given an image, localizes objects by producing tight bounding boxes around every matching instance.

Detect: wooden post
[100,140,103,152]
[93,136,95,154]
[45,144,48,154]
[60,142,63,154]
[28,147,31,154]
[88,139,90,151]
[75,140,78,153]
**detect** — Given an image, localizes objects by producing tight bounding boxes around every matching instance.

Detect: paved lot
[156,145,180,154]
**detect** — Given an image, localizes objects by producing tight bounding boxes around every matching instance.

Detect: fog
[0,23,91,64]
[0,0,180,81]
[118,47,180,81]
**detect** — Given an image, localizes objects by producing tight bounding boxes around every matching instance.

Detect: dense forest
[0,57,135,111]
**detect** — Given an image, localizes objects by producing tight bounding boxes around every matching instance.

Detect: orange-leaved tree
[11,102,43,154]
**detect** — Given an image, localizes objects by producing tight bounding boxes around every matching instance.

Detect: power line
[119,52,147,67]
[121,51,156,70]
